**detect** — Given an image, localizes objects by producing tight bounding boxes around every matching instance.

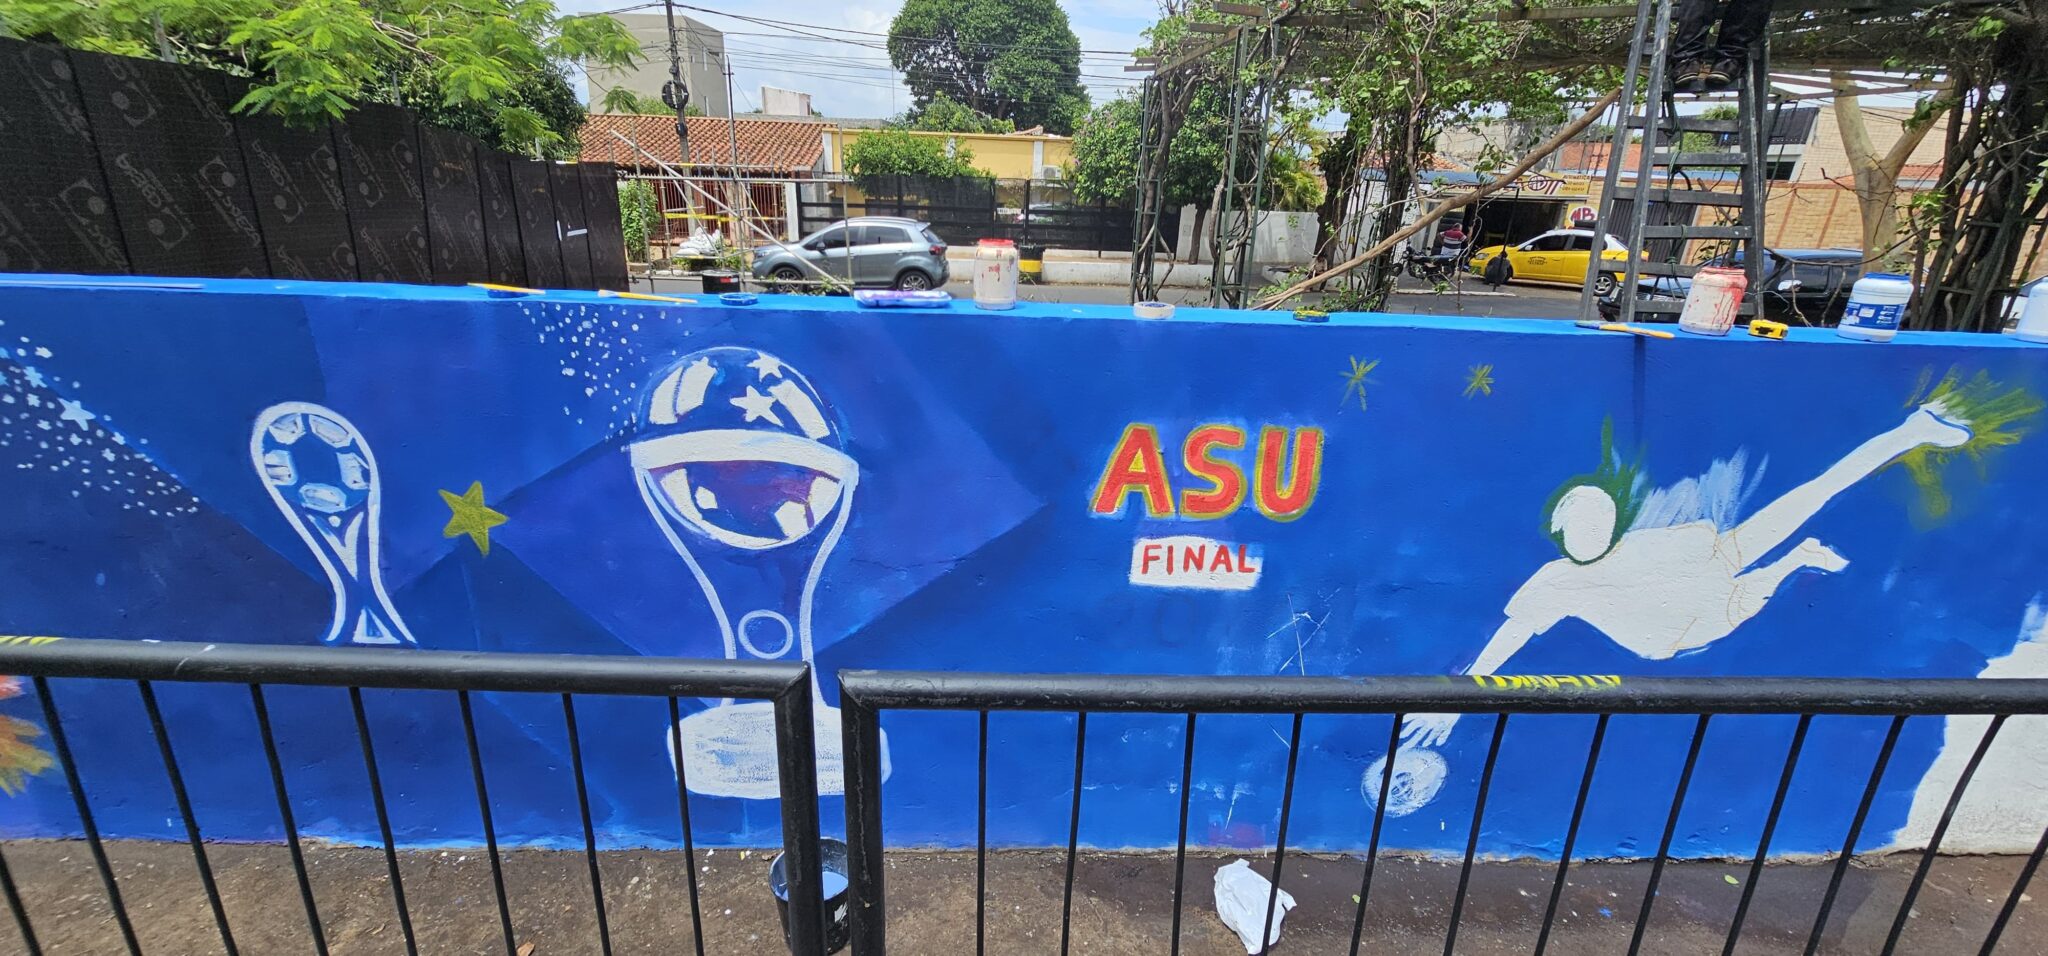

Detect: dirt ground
[2,839,2041,954]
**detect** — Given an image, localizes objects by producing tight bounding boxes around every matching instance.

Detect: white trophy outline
[251,401,417,647]
[629,347,888,799]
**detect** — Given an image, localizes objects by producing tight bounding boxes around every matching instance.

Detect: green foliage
[1261,151,1324,212]
[1067,88,1234,209]
[844,129,987,180]
[599,88,704,117]
[10,0,638,155]
[886,0,1089,135]
[619,181,657,263]
[902,92,1015,133]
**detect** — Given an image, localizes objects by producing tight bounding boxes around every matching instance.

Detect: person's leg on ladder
[1669,0,1724,91]
[1708,0,1773,88]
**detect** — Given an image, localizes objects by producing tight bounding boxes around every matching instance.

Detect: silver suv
[751,217,950,290]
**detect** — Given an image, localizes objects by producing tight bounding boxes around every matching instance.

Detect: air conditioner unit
[1040,166,1064,180]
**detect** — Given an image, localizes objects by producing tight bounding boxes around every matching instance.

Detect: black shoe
[1670,60,1710,94]
[1704,57,1740,91]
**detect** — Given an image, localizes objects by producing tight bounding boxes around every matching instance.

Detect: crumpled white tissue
[1212,858,1296,953]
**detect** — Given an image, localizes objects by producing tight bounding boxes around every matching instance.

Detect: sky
[556,0,1160,119]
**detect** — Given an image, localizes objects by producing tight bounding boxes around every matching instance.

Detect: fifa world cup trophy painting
[628,346,889,798]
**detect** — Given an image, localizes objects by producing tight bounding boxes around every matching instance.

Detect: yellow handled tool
[598,289,698,305]
[467,282,544,296]
[1575,319,1676,340]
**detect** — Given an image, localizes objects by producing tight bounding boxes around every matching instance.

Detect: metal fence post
[773,669,826,956]
[1022,179,1032,247]
[840,675,887,955]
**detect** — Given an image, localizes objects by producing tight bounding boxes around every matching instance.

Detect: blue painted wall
[3,277,2046,859]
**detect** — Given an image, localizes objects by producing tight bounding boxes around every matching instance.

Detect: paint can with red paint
[1679,266,1747,336]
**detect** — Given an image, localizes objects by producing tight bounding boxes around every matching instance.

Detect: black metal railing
[837,670,2048,956]
[0,637,828,956]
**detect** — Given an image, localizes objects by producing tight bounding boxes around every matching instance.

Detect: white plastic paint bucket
[972,239,1019,311]
[1678,266,1747,336]
[2017,287,2048,344]
[1838,272,1913,342]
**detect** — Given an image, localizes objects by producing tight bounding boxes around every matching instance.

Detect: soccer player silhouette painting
[1398,400,1978,750]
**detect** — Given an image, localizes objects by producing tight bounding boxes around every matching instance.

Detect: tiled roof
[580,114,825,173]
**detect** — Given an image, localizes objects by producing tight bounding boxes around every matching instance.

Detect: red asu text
[1089,423,1324,521]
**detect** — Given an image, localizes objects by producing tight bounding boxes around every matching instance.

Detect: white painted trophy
[251,402,417,647]
[629,347,888,798]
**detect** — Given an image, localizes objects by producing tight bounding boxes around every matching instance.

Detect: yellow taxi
[1466,228,1642,296]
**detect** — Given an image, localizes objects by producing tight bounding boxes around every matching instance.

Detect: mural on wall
[252,402,417,647]
[0,674,53,796]
[629,347,889,799]
[4,279,2048,860]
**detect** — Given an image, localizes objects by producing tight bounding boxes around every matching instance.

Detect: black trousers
[1672,0,1771,63]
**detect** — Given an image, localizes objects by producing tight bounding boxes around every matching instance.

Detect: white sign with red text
[1129,535,1263,591]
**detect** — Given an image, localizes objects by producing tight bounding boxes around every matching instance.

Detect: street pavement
[628,274,1586,320]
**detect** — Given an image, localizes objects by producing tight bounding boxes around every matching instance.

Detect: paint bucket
[2014,287,2048,344]
[973,239,1019,310]
[768,837,851,954]
[1017,242,1046,278]
[1838,272,1913,342]
[701,270,744,295]
[1678,266,1746,336]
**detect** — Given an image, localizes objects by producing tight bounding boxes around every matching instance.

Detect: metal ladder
[1576,0,1770,325]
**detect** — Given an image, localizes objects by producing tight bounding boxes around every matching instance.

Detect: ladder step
[1626,115,1741,134]
[1640,225,1752,239]
[1636,261,1703,277]
[1630,299,1759,316]
[1612,186,1745,208]
[1652,151,1749,166]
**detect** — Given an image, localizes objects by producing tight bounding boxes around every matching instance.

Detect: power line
[668,4,1135,57]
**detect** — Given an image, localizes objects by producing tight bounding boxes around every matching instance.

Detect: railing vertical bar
[1256,712,1306,956]
[667,697,708,956]
[347,687,416,956]
[1722,713,1813,955]
[842,689,887,955]
[139,679,239,956]
[0,841,43,956]
[249,682,328,956]
[1444,713,1510,956]
[33,677,142,956]
[770,676,824,956]
[1626,713,1712,956]
[1978,820,2048,955]
[976,709,989,956]
[1169,713,1198,956]
[1881,715,2008,956]
[1805,714,1908,955]
[561,694,613,956]
[1534,713,1610,956]
[1057,711,1089,956]
[459,690,519,956]
[1348,713,1407,956]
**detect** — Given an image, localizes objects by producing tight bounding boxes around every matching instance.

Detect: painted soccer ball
[629,347,852,551]
[1361,747,1449,818]
[257,406,372,522]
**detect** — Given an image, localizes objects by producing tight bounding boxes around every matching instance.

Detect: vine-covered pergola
[1126,0,2043,329]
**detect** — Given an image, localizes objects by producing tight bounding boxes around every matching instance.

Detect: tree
[1068,90,1231,211]
[1830,79,1948,272]
[902,92,1015,134]
[886,0,1090,134]
[619,180,658,263]
[10,0,638,157]
[598,88,706,117]
[843,130,987,180]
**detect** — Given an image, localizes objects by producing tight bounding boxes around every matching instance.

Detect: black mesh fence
[801,175,1134,252]
[0,38,627,290]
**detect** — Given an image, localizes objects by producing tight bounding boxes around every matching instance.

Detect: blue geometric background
[3,276,2046,858]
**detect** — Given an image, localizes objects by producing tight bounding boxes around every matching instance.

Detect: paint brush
[598,289,698,305]
[1575,319,1676,340]
[467,282,545,296]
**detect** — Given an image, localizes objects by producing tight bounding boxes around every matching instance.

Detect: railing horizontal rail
[838,668,2048,715]
[0,637,807,697]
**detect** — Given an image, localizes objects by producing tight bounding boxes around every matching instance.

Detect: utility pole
[660,0,691,166]
[722,51,745,246]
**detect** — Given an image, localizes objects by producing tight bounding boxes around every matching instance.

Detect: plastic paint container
[1678,266,1747,336]
[972,239,1020,310]
[769,837,851,954]
[1838,272,1913,342]
[719,292,758,306]
[1133,301,1175,319]
[2016,288,2048,344]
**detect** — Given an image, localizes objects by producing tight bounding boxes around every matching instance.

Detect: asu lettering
[1091,423,1323,521]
